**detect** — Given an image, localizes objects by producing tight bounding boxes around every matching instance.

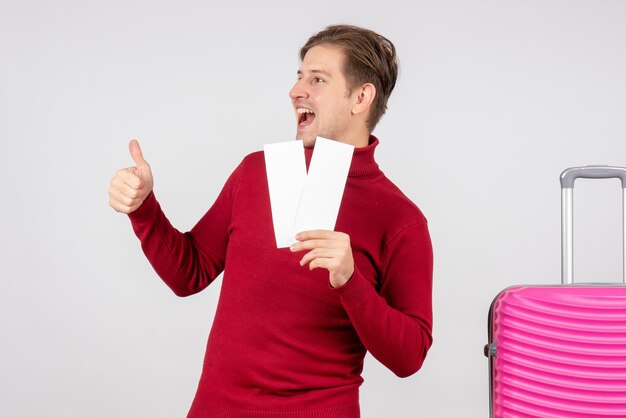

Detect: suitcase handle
[560,165,626,284]
[561,166,626,189]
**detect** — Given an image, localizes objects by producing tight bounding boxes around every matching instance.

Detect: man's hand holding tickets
[291,230,355,288]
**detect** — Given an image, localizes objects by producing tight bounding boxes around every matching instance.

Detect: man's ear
[351,83,376,116]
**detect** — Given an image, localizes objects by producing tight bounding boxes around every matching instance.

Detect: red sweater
[128,137,433,418]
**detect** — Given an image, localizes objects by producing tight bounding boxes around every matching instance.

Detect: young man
[109,25,433,418]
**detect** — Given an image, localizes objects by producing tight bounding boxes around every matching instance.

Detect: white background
[1,1,625,417]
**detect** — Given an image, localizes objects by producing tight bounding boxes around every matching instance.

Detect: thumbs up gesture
[108,139,155,214]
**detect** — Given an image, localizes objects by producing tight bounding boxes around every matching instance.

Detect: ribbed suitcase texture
[490,285,626,417]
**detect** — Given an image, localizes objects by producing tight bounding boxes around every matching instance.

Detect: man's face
[289,44,358,147]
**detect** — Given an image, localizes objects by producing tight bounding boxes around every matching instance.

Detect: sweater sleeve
[334,221,433,378]
[127,161,243,297]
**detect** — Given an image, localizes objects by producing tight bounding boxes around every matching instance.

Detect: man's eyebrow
[297,69,332,77]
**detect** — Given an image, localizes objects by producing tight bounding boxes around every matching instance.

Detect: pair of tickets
[264,137,354,248]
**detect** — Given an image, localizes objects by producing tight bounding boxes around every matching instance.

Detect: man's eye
[313,77,325,83]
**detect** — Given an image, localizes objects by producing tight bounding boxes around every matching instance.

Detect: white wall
[1,1,625,416]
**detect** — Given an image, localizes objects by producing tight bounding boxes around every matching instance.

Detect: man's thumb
[129,139,148,167]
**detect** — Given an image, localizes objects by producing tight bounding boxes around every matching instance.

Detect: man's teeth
[296,108,314,114]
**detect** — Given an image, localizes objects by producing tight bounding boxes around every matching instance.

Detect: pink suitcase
[485,166,626,418]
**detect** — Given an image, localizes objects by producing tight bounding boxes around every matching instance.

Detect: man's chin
[297,133,317,147]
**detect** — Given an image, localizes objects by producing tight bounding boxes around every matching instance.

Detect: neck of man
[343,126,371,148]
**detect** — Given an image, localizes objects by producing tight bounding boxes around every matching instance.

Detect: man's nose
[289,79,308,100]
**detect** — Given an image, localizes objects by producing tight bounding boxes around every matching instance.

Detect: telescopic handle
[561,166,626,189]
[560,165,626,284]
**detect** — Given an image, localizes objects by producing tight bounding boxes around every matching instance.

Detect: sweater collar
[304,135,381,179]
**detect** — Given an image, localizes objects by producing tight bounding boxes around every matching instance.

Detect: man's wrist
[330,270,354,288]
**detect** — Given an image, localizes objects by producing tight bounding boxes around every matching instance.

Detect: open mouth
[297,107,316,127]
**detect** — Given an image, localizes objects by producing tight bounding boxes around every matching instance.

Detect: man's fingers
[129,139,148,168]
[292,230,354,287]
[108,186,138,207]
[291,233,349,251]
[290,239,335,252]
[295,230,341,241]
[299,248,322,266]
[109,139,153,215]
[307,257,338,271]
[127,140,154,188]
[108,188,137,213]
[122,167,145,189]
[299,248,338,266]
[110,181,142,200]
[109,168,149,213]
[112,168,144,189]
